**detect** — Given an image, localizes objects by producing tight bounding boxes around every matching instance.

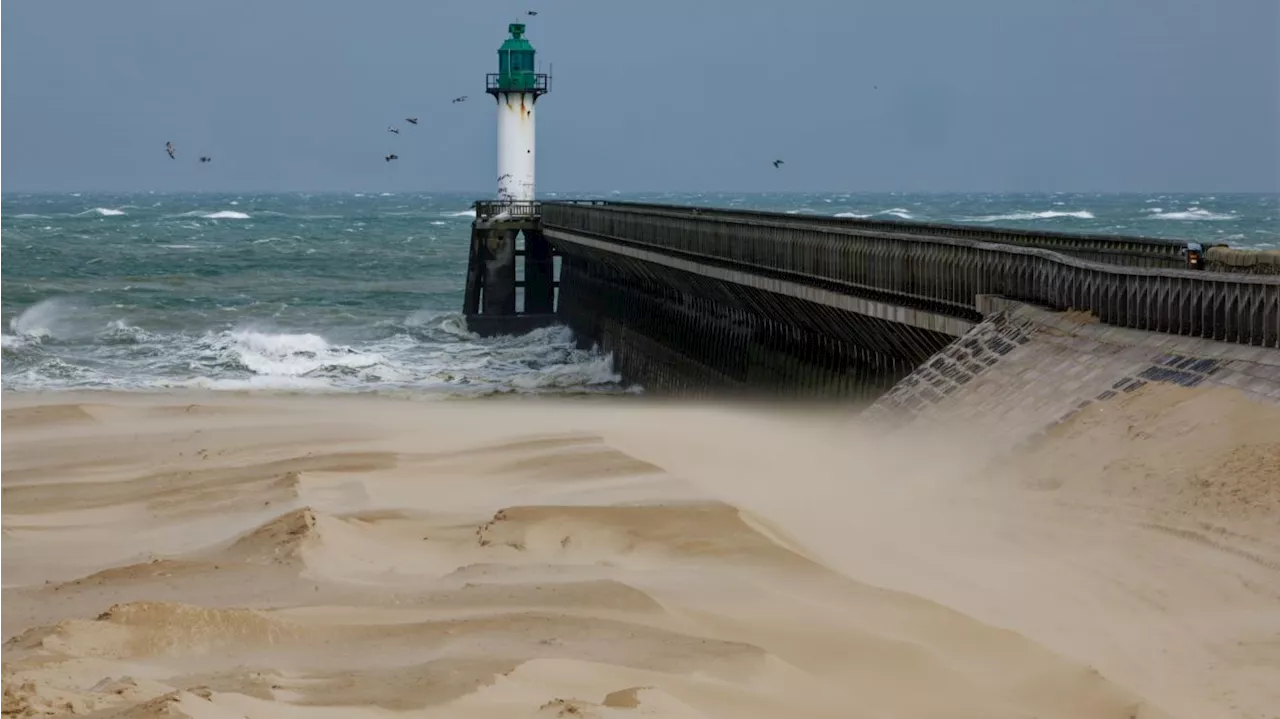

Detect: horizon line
[4,189,1279,196]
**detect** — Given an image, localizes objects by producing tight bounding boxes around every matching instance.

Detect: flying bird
[165,142,176,159]
[405,117,418,125]
[385,154,399,162]
[387,126,400,134]
[527,10,538,15]
[199,156,211,163]
[772,159,784,169]
[452,96,467,104]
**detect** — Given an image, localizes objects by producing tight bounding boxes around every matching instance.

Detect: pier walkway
[463,200,1280,397]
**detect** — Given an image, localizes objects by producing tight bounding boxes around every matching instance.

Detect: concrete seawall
[1206,246,1280,275]
[864,296,1280,449]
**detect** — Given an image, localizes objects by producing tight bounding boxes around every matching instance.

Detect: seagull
[452,96,467,104]
[405,117,418,125]
[385,154,399,162]
[199,156,211,163]
[772,159,784,169]
[387,126,400,134]
[165,142,176,160]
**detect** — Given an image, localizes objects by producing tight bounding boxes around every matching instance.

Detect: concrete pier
[462,200,1280,398]
[462,201,559,334]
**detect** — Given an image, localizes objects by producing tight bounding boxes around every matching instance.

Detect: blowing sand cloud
[2,385,1276,718]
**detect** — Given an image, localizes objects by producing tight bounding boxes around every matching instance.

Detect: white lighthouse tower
[462,23,554,326]
[487,22,550,210]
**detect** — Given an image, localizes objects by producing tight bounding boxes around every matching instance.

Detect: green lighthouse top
[486,22,549,96]
[503,23,530,46]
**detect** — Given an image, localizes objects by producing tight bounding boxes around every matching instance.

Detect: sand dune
[3,387,1277,717]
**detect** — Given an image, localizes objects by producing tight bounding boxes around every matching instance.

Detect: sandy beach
[3,386,1278,718]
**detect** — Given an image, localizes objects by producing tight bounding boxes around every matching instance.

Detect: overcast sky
[3,0,1277,193]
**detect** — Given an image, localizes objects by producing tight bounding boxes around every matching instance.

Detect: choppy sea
[3,191,1277,394]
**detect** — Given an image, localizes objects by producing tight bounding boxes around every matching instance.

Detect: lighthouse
[487,22,550,208]
[462,22,555,331]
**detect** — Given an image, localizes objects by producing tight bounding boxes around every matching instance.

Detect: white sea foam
[828,209,914,219]
[10,311,626,396]
[165,375,345,391]
[78,207,127,217]
[202,329,386,379]
[100,320,161,345]
[405,309,476,338]
[876,208,914,219]
[964,210,1095,222]
[442,208,477,218]
[168,210,252,220]
[507,353,622,390]
[1,332,27,350]
[1144,208,1237,221]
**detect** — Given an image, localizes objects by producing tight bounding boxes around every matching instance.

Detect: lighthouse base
[462,205,558,337]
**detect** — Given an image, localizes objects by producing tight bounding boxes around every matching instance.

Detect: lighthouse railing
[474,200,541,220]
[485,73,551,94]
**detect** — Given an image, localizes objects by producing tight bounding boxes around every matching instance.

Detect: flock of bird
[162,11,792,172]
[378,8,540,162]
[164,141,211,164]
[381,96,468,162]
[164,95,469,167]
[164,11,542,167]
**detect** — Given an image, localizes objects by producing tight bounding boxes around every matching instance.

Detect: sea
[3,191,1277,395]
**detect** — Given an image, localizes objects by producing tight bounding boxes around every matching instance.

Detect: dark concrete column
[481,229,517,315]
[463,225,484,315]
[523,229,555,314]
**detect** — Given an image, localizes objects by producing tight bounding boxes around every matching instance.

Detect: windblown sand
[3,386,1277,718]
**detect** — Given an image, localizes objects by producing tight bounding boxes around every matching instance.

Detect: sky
[2,0,1278,193]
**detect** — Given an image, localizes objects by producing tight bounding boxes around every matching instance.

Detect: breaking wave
[1143,208,1238,221]
[831,208,915,220]
[166,210,252,220]
[3,299,624,396]
[963,210,1096,222]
